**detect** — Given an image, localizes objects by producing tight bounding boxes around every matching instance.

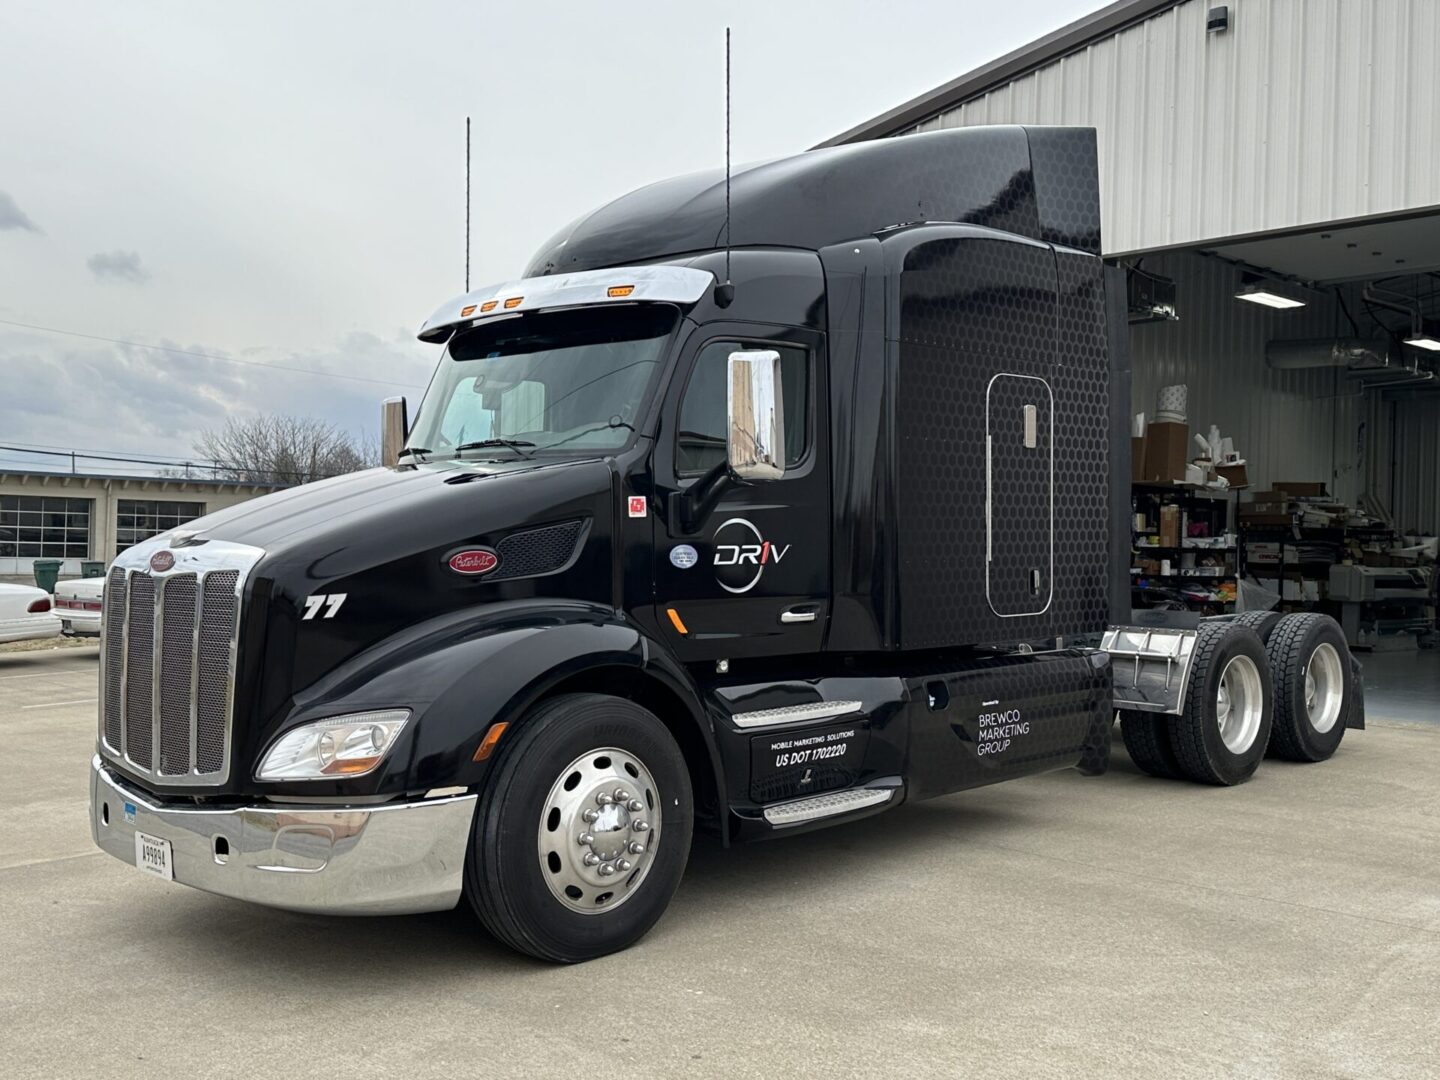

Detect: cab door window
[675,341,809,476]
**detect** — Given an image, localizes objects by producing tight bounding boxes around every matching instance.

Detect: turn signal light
[27,597,51,613]
[607,285,635,298]
[666,607,689,635]
[474,722,510,761]
[503,296,524,309]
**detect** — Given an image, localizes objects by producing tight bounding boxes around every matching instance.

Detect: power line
[0,317,429,389]
[0,443,334,483]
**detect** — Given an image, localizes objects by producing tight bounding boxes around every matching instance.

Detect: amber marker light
[473,722,510,761]
[607,285,635,298]
[666,607,689,635]
[503,296,524,309]
[480,300,499,313]
[460,304,477,317]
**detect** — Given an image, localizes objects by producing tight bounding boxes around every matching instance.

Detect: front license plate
[134,831,174,881]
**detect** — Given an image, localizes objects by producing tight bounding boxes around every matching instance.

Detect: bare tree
[194,415,375,486]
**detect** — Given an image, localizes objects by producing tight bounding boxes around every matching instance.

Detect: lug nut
[583,853,600,866]
[614,789,631,802]
[628,841,645,855]
[633,820,650,833]
[627,799,644,812]
[582,808,598,823]
[616,859,632,872]
[578,833,594,846]
[598,863,615,877]
[596,793,614,806]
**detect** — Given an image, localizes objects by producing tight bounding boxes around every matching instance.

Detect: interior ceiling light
[1235,273,1306,309]
[1404,330,1440,352]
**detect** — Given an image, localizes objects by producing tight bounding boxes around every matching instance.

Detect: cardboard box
[1215,463,1249,489]
[1142,422,1189,484]
[1159,504,1181,548]
[1276,482,1328,497]
[1131,437,1146,483]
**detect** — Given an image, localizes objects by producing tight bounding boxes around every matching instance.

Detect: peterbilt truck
[89,125,1362,962]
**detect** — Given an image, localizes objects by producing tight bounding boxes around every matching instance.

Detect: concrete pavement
[1,646,1437,1079]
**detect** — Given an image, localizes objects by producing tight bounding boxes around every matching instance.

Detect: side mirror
[726,350,785,482]
[381,396,408,467]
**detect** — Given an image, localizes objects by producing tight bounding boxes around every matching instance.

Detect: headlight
[256,710,410,781]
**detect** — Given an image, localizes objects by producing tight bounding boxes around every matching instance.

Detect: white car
[0,582,63,644]
[54,577,105,637]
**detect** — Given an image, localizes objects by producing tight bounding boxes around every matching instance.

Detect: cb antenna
[465,116,472,291]
[715,27,735,308]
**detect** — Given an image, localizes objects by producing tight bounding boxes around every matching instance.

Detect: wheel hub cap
[1305,642,1345,734]
[537,748,660,915]
[1216,654,1263,755]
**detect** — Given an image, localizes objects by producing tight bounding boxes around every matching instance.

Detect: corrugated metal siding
[1129,252,1370,503]
[1390,398,1440,534]
[910,0,1440,255]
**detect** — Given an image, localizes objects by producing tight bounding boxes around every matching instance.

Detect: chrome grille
[98,539,261,787]
[101,567,126,751]
[124,574,155,768]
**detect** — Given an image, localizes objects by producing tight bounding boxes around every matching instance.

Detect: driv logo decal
[712,517,790,594]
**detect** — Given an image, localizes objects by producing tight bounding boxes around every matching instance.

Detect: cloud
[0,190,40,232]
[87,249,150,283]
[0,325,433,472]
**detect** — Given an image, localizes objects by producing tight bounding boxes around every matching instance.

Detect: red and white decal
[449,549,500,576]
[149,550,175,572]
[627,496,648,519]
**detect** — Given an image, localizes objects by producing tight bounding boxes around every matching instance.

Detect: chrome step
[731,700,863,729]
[762,786,894,827]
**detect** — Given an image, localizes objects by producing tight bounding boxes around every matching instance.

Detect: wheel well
[540,666,723,840]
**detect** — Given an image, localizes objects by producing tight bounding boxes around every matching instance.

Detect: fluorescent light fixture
[1235,284,1306,309]
[1403,333,1440,352]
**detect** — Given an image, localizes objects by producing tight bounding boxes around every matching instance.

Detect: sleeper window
[676,342,808,476]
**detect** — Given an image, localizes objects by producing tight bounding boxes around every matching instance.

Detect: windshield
[408,305,679,457]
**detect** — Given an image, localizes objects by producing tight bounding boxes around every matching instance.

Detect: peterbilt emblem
[449,548,500,576]
[149,550,176,572]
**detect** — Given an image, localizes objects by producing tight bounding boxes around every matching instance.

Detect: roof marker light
[460,304,477,317]
[503,296,523,309]
[480,300,499,313]
[607,285,636,298]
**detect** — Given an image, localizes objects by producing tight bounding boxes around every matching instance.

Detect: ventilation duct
[1265,338,1391,371]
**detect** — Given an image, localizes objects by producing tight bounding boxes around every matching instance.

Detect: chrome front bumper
[89,756,477,916]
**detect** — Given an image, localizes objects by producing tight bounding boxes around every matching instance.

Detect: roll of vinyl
[1156,383,1188,422]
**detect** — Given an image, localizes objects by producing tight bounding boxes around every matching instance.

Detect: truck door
[651,324,829,661]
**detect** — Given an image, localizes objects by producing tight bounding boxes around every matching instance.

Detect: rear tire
[1231,609,1283,645]
[1265,613,1352,762]
[1170,623,1274,785]
[466,693,693,963]
[1119,710,1184,779]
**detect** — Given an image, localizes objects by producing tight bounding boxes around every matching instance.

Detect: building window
[116,500,205,556]
[0,496,93,559]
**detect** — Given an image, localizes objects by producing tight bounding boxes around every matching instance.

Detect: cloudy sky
[0,0,1094,474]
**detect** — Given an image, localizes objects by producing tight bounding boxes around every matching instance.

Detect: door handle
[780,607,817,624]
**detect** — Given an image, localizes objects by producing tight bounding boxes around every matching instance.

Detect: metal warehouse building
[821,0,1440,666]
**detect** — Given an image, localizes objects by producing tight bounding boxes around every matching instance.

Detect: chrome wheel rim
[1305,642,1345,734]
[1215,654,1263,754]
[537,747,660,915]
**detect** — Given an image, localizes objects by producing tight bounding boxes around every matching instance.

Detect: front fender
[264,600,718,802]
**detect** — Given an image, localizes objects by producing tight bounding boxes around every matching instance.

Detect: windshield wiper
[398,446,432,461]
[453,438,536,459]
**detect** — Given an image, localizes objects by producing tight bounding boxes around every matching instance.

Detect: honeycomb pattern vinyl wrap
[894,235,1110,648]
[1026,128,1103,255]
[905,649,1113,800]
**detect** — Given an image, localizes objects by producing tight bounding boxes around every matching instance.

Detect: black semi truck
[90,125,1362,962]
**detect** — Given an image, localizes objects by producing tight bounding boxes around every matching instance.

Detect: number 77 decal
[301,593,348,620]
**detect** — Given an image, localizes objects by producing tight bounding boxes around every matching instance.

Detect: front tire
[466,693,693,962]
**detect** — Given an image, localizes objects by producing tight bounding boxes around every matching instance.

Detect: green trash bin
[32,559,62,594]
[81,561,106,578]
